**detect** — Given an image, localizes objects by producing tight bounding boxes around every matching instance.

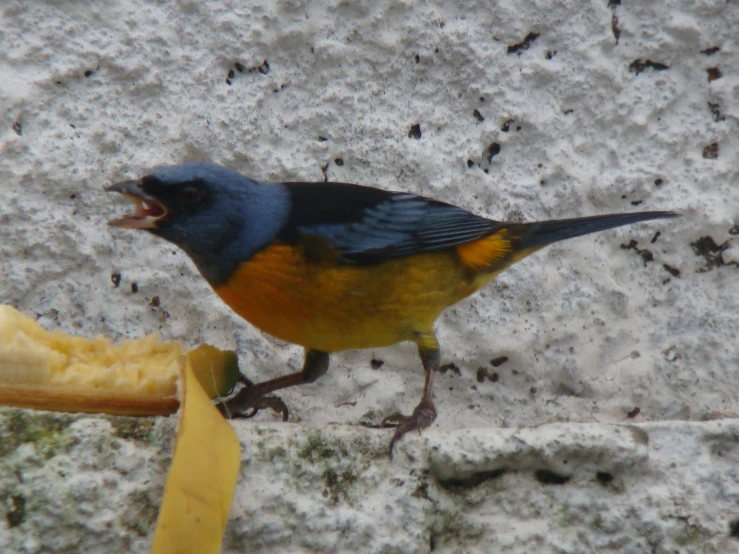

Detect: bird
[106,162,678,455]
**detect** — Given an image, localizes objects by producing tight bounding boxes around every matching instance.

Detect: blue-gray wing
[279,182,498,264]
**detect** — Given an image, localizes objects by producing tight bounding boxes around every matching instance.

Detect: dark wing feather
[280,182,498,264]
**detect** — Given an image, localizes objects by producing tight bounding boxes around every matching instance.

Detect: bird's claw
[217,383,289,421]
[381,399,437,458]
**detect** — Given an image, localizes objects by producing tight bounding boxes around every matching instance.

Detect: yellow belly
[213,242,500,352]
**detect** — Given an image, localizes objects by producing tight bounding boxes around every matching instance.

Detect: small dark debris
[563,109,574,115]
[529,386,537,395]
[620,240,654,266]
[408,123,422,139]
[702,142,719,159]
[318,136,328,142]
[651,231,661,244]
[628,59,669,75]
[149,295,160,307]
[84,69,94,78]
[596,472,614,486]
[320,163,329,182]
[476,367,499,383]
[467,159,475,168]
[631,200,643,206]
[691,236,735,271]
[545,50,557,60]
[412,479,430,501]
[439,363,460,376]
[700,46,720,56]
[501,119,514,132]
[473,109,484,122]
[226,69,234,85]
[707,67,723,82]
[233,60,270,78]
[654,178,663,186]
[729,519,739,539]
[158,309,170,324]
[111,273,122,288]
[415,54,420,63]
[507,32,539,55]
[12,121,22,136]
[611,13,621,43]
[490,356,508,367]
[479,96,485,102]
[607,0,621,6]
[663,345,681,363]
[516,125,521,131]
[6,494,25,527]
[627,406,641,419]
[663,264,680,278]
[486,142,501,163]
[535,470,570,485]
[438,468,505,489]
[334,158,344,166]
[729,225,739,236]
[370,358,384,370]
[708,102,725,122]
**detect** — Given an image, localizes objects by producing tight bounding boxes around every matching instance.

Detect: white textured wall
[1,0,738,552]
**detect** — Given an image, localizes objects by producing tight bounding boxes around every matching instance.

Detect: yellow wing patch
[455,230,512,271]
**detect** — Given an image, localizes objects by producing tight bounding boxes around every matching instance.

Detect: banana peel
[0,305,243,554]
[150,353,241,554]
[0,305,239,414]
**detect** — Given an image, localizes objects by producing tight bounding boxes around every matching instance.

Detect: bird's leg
[381,344,440,457]
[218,349,329,422]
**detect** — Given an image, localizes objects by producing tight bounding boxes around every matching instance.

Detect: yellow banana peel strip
[150,355,241,554]
[0,306,243,553]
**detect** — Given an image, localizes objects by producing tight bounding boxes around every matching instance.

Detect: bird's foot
[216,376,289,421]
[381,397,437,458]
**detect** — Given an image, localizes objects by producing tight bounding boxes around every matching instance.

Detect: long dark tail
[516,211,680,250]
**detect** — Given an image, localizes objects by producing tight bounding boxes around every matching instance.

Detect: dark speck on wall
[408,123,422,139]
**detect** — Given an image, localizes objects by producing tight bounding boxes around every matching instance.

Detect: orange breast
[212,228,536,353]
[213,242,487,352]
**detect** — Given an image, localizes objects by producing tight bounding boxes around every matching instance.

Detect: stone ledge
[1,410,738,553]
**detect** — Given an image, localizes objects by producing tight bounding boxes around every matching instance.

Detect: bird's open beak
[105,180,168,229]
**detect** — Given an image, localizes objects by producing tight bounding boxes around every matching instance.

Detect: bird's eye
[178,187,202,204]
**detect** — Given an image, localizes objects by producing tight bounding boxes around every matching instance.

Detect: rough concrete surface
[1,0,738,552]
